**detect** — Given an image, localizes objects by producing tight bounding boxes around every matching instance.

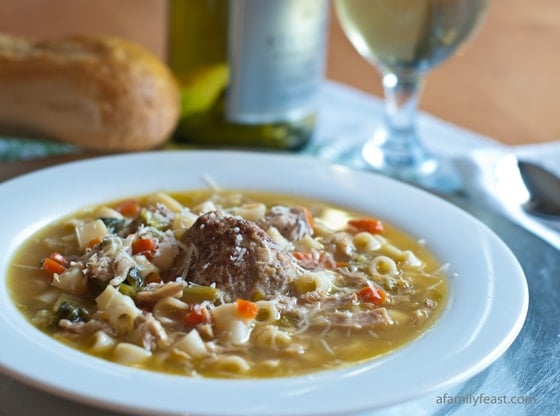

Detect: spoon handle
[518,160,560,217]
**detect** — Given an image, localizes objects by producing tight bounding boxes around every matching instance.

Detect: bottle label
[226,0,328,124]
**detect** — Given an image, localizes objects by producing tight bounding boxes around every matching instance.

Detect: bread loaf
[0,34,180,152]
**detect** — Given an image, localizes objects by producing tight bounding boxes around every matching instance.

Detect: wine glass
[327,0,490,192]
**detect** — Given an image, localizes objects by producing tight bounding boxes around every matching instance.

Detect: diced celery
[139,208,169,230]
[182,284,220,303]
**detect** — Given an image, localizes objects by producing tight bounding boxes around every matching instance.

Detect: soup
[8,190,447,378]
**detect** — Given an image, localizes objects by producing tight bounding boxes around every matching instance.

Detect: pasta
[113,342,152,365]
[368,255,398,276]
[229,202,267,222]
[96,285,141,333]
[75,219,109,250]
[212,355,251,374]
[173,330,209,359]
[90,330,117,353]
[212,303,254,346]
[353,231,383,252]
[8,190,447,379]
[292,270,335,294]
[254,300,280,323]
[252,325,292,349]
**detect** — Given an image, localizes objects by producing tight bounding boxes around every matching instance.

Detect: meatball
[173,211,298,302]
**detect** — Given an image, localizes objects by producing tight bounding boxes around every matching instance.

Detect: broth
[8,190,447,378]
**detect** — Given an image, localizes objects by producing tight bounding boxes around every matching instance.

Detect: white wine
[335,0,489,74]
[168,0,328,151]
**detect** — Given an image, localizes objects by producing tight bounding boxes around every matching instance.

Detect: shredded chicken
[258,206,314,242]
[135,281,187,306]
[59,317,117,336]
[130,312,169,351]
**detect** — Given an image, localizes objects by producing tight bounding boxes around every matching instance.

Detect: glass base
[313,138,462,194]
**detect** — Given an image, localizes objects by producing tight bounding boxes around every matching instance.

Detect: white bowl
[0,150,528,416]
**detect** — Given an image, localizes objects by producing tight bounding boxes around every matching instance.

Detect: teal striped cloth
[0,137,80,161]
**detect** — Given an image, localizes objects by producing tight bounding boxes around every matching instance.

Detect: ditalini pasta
[8,190,447,378]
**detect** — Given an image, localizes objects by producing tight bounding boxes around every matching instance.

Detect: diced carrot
[236,299,259,321]
[183,307,210,327]
[348,218,384,234]
[303,206,315,230]
[115,199,141,217]
[145,272,162,285]
[41,257,66,275]
[132,237,157,259]
[293,251,314,262]
[293,251,318,270]
[87,236,103,249]
[48,251,68,267]
[358,286,387,305]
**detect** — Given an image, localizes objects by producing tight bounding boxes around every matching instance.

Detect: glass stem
[383,72,420,135]
[361,71,462,192]
[375,71,431,167]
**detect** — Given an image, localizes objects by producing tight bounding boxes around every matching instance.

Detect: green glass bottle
[167,0,328,151]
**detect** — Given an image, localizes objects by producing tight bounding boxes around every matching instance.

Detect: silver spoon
[464,152,560,247]
[517,160,560,220]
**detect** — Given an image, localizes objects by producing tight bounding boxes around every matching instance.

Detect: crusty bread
[0,34,180,152]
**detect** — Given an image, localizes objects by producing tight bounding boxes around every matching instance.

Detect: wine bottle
[167,0,328,151]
